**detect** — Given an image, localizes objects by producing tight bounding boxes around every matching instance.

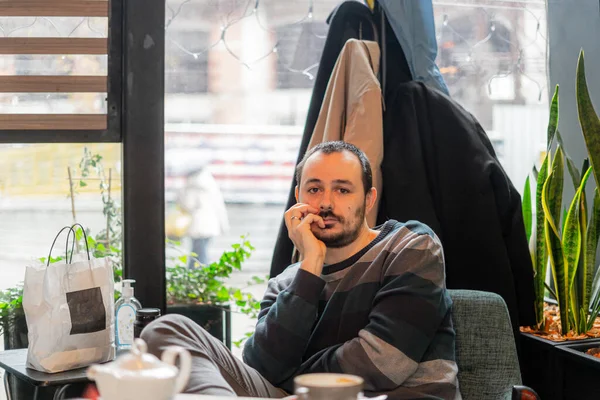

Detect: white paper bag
[23,225,116,373]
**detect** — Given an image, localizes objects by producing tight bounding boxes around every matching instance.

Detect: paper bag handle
[47,226,75,266]
[46,224,91,266]
[65,223,91,264]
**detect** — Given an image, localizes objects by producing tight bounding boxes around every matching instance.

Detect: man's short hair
[295,141,373,194]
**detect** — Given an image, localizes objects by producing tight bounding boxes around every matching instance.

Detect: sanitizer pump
[115,279,142,349]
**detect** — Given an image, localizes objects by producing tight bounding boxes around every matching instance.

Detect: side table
[0,348,91,400]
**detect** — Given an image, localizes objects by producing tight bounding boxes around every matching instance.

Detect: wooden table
[0,348,90,400]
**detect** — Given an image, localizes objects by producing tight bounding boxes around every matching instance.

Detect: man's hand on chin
[285,203,326,276]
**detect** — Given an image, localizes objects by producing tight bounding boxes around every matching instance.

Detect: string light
[0,0,546,102]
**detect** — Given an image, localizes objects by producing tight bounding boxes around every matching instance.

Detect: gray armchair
[449,290,539,400]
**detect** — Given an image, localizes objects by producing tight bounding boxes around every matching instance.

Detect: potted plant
[0,285,34,400]
[520,49,600,400]
[0,285,27,351]
[166,236,264,349]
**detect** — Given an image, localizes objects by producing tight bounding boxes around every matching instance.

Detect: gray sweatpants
[141,314,289,398]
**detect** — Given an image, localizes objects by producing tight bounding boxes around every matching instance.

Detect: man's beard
[313,204,366,249]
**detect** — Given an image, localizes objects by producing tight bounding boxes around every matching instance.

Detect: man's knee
[140,314,205,352]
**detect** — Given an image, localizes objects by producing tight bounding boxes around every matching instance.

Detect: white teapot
[87,338,191,400]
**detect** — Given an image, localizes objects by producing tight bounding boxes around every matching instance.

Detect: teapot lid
[115,339,166,371]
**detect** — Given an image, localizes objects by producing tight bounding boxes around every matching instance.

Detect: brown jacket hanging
[308,39,383,227]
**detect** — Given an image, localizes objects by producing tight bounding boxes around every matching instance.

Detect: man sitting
[142,141,461,399]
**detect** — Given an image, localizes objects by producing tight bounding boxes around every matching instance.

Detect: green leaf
[79,181,87,187]
[547,85,559,150]
[233,289,243,301]
[75,227,83,241]
[217,287,229,302]
[87,236,96,247]
[587,263,600,331]
[565,154,581,191]
[577,50,600,189]
[576,186,588,332]
[545,147,564,235]
[542,147,567,333]
[562,166,592,332]
[585,188,600,321]
[581,159,590,185]
[534,154,550,327]
[523,175,533,244]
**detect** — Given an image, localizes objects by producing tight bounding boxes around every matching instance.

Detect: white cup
[294,373,364,400]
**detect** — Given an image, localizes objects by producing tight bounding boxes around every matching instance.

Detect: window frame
[0,0,167,312]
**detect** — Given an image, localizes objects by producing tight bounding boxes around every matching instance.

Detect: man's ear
[295,186,299,203]
[365,187,377,214]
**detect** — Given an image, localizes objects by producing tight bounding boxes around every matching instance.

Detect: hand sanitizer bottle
[115,279,142,349]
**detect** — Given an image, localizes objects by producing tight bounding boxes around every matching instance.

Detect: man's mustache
[319,210,340,220]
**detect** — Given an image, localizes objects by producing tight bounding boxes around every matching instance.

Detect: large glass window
[434,0,548,189]
[163,0,548,356]
[164,0,338,356]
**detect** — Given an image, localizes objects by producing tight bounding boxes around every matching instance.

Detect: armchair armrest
[512,385,540,400]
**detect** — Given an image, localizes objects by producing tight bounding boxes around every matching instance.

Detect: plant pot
[556,340,600,400]
[520,332,600,400]
[3,310,28,350]
[520,332,568,400]
[167,304,232,349]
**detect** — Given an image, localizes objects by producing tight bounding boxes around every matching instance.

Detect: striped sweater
[243,220,461,400]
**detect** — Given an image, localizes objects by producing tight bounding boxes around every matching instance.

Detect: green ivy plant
[167,237,259,306]
[166,236,266,347]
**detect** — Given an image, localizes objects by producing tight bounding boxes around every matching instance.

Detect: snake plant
[524,50,600,334]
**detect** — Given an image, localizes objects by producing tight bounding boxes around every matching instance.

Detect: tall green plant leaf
[556,130,582,191]
[576,186,588,333]
[547,85,560,150]
[563,166,592,332]
[586,189,600,319]
[581,159,590,187]
[566,156,582,191]
[534,154,550,327]
[577,50,600,188]
[587,262,600,331]
[542,147,567,333]
[523,175,533,244]
[546,147,564,232]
